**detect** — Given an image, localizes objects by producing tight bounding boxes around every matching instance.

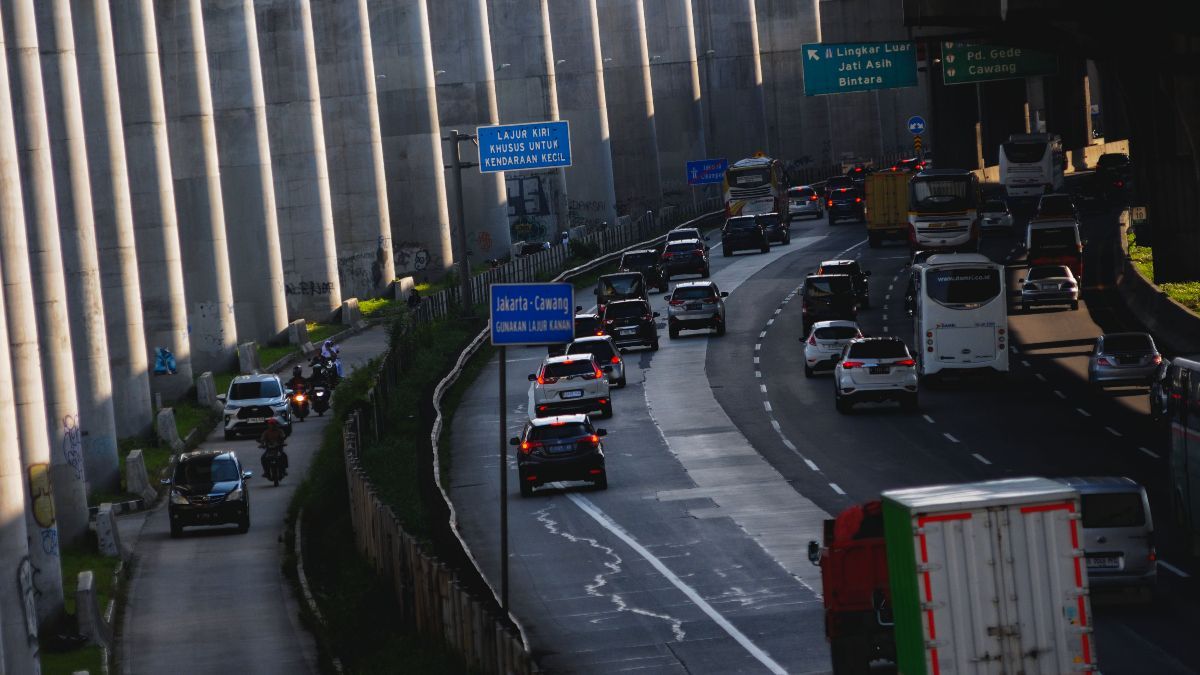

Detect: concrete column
[256,0,341,320]
[755,0,829,166]
[597,0,662,215]
[36,0,121,496]
[693,0,769,164]
[73,0,153,438]
[155,0,238,373]
[0,0,66,624]
[547,0,618,230]
[363,0,450,282]
[203,0,289,342]
[111,0,194,400]
[487,0,568,242]
[427,0,511,263]
[0,11,40,670]
[643,0,707,204]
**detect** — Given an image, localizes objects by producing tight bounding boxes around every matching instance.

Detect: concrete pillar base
[95,504,124,560]
[125,449,158,502]
[155,408,184,452]
[237,342,260,374]
[394,276,416,301]
[340,298,365,329]
[76,570,113,646]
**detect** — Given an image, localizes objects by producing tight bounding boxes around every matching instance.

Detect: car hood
[176,479,239,496]
[225,396,284,408]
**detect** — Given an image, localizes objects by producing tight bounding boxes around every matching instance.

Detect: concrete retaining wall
[1115,211,1200,356]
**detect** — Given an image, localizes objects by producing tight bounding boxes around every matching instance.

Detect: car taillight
[537,373,558,385]
[662,252,673,259]
[808,334,817,346]
[841,361,864,369]
[669,299,684,306]
[1096,357,1113,366]
[642,314,653,322]
[610,355,621,364]
[826,200,833,207]
[896,359,915,367]
[1114,179,1124,188]
[519,440,542,454]
[693,250,704,257]
[1152,354,1163,365]
[592,366,603,379]
[854,197,862,203]
[809,194,817,201]
[587,434,600,444]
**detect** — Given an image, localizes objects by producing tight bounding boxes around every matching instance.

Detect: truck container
[865,171,910,248]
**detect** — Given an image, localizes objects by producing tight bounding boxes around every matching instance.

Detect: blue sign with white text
[490,283,576,346]
[802,41,918,96]
[686,158,728,186]
[478,121,572,174]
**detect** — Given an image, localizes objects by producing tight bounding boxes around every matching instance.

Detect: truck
[865,171,910,248]
[809,477,1099,674]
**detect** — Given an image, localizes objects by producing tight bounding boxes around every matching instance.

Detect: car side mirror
[807,540,821,566]
[160,478,171,486]
[721,291,729,297]
[285,388,293,396]
[509,437,520,446]
[652,312,660,317]
[527,373,536,381]
[242,471,253,480]
[216,394,226,403]
[596,428,607,436]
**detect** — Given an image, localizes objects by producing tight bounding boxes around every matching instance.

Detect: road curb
[292,508,344,674]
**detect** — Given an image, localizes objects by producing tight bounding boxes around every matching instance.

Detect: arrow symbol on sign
[807,49,819,61]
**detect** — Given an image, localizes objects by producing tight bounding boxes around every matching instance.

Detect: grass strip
[1128,230,1200,312]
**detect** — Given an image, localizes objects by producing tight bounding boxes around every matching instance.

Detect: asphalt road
[119,327,388,675]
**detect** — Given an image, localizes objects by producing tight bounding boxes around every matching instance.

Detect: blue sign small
[907,116,926,135]
[490,283,576,346]
[478,121,572,174]
[687,158,728,186]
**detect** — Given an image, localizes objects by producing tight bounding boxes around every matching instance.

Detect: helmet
[266,418,277,426]
[292,365,302,378]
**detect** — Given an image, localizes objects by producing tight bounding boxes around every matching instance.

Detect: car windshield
[622,252,657,266]
[175,457,239,486]
[1103,334,1153,352]
[229,380,281,400]
[821,263,858,276]
[726,218,757,230]
[1081,492,1145,528]
[666,242,699,253]
[757,214,781,227]
[791,188,815,198]
[910,177,973,212]
[1028,266,1071,280]
[605,302,646,319]
[925,267,1002,307]
[1002,141,1047,164]
[566,340,615,361]
[598,275,643,297]
[543,360,596,379]
[826,177,853,189]
[1029,227,1078,250]
[574,316,601,336]
[982,200,1007,213]
[815,326,860,340]
[1097,154,1129,169]
[805,277,851,296]
[669,229,700,241]
[673,286,716,301]
[529,422,591,441]
[848,341,909,359]
[830,188,855,200]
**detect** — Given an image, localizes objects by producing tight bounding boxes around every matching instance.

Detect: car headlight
[170,490,189,505]
[226,487,244,502]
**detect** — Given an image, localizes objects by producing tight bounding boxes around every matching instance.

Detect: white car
[529,354,612,418]
[980,198,1013,232]
[1020,265,1079,311]
[833,337,919,413]
[218,373,292,440]
[802,320,862,377]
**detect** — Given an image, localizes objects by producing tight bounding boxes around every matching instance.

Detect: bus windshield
[925,267,1001,308]
[1002,141,1048,164]
[910,178,974,213]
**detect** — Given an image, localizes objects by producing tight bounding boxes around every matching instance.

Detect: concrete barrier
[341,297,366,329]
[125,449,158,502]
[237,341,260,373]
[155,408,184,452]
[287,318,315,356]
[76,570,112,647]
[395,275,416,301]
[197,371,219,409]
[1115,213,1200,355]
[95,503,124,559]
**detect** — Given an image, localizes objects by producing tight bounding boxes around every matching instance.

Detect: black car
[825,175,856,192]
[510,414,608,497]
[1094,153,1133,203]
[818,259,871,308]
[661,238,710,278]
[549,310,604,356]
[826,187,864,224]
[602,299,659,351]
[619,249,668,291]
[594,272,649,315]
[756,212,791,245]
[801,273,858,335]
[164,450,251,537]
[721,216,770,256]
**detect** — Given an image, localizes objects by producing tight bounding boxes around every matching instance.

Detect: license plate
[561,390,584,399]
[869,366,890,375]
[1086,556,1121,570]
[686,303,702,310]
[246,417,266,424]
[619,327,637,334]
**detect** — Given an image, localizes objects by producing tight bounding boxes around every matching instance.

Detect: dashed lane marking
[763,401,772,412]
[1139,446,1160,459]
[755,343,761,351]
[922,414,935,424]
[972,453,992,465]
[882,326,889,333]
[1076,408,1091,417]
[1105,426,1122,437]
[782,439,797,452]
[774,308,782,316]
[755,371,762,378]
[1159,560,1191,578]
[804,459,819,471]
[1035,373,1047,382]
[882,314,888,321]
[753,356,760,364]
[1021,360,1031,368]
[770,419,781,432]
[885,294,891,301]
[759,384,767,394]
[767,318,775,326]
[829,483,846,495]
[1054,390,1066,399]
[943,432,960,443]
[759,331,767,339]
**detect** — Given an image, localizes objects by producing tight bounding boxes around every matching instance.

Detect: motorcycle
[259,443,287,487]
[289,387,310,421]
[311,385,330,416]
[310,355,340,388]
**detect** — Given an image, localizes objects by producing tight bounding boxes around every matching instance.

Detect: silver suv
[529,354,613,418]
[218,373,292,440]
[1059,477,1155,601]
[666,281,728,338]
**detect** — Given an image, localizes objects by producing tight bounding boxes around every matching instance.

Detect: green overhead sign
[941,42,1058,85]
[802,41,918,96]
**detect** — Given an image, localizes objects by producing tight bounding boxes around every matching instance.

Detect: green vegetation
[257,342,297,369]
[41,645,104,675]
[307,321,348,344]
[1128,230,1200,312]
[173,400,218,442]
[42,537,123,675]
[360,296,400,319]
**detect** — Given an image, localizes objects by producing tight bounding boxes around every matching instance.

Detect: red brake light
[642,314,653,322]
[519,440,542,454]
[896,359,915,367]
[854,197,862,203]
[593,366,603,379]
[669,299,684,306]
[610,355,621,364]
[826,200,833,207]
[693,250,704,257]
[1096,357,1113,366]
[809,194,817,201]
[1114,179,1124,188]
[588,434,600,444]
[807,334,817,346]
[1152,354,1163,365]
[841,360,864,369]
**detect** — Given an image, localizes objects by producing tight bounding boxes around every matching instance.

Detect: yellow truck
[865,171,910,248]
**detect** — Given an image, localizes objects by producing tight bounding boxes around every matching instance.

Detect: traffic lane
[120,326,389,675]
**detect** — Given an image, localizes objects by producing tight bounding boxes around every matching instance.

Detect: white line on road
[755,371,762,378]
[887,284,894,291]
[1158,560,1191,578]
[753,356,760,364]
[1010,345,1019,354]
[943,432,960,443]
[760,384,767,394]
[1021,360,1031,368]
[755,343,761,351]
[567,494,789,675]
[767,318,775,326]
[882,314,888,321]
[885,294,891,301]
[763,401,772,412]
[1139,446,1160,459]
[883,326,889,333]
[770,419,781,432]
[782,439,797,452]
[972,453,992,465]
[829,483,846,495]
[759,331,767,339]
[1105,426,1122,437]
[1076,408,1091,417]
[922,414,935,424]
[1035,373,1047,382]
[774,308,781,316]
[804,459,819,471]
[1054,390,1066,399]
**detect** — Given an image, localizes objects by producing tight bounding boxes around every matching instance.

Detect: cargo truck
[808,477,1099,674]
[865,171,910,248]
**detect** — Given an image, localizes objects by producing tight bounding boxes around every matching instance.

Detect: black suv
[619,249,668,291]
[164,450,251,537]
[594,272,649,315]
[510,414,608,496]
[826,187,864,224]
[721,216,769,256]
[549,310,604,356]
[602,299,660,351]
[756,212,791,245]
[818,259,871,308]
[801,273,858,335]
[661,238,710,279]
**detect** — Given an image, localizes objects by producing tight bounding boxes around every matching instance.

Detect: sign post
[489,283,575,613]
[801,41,918,96]
[941,42,1057,85]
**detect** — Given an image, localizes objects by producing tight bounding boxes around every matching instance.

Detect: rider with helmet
[257,418,289,476]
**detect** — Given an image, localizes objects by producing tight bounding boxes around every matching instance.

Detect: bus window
[909,178,974,213]
[925,268,1002,307]
[1001,141,1048,163]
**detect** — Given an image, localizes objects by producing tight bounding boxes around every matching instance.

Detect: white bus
[907,170,981,251]
[912,253,1009,378]
[1000,133,1065,198]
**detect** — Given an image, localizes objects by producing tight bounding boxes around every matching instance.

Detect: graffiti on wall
[394,242,431,275]
[285,280,336,296]
[338,236,390,296]
[18,557,39,647]
[507,172,563,243]
[61,415,84,481]
[476,231,494,254]
[567,198,611,230]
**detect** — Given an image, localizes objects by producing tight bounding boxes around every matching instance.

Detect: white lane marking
[1035,373,1047,382]
[885,294,891,301]
[1105,426,1122,437]
[1076,408,1091,417]
[567,494,789,674]
[804,459,820,471]
[883,326,889,333]
[943,432,960,443]
[1139,446,1160,459]
[754,343,761,351]
[1158,560,1191,578]
[972,453,992,465]
[782,438,797,452]
[767,318,775,326]
[759,331,767,339]
[759,384,767,394]
[763,401,772,412]
[922,414,935,424]
[1054,390,1066,399]
[887,284,894,291]
[774,308,782,316]
[1021,360,1031,368]
[829,483,846,495]
[755,371,762,378]
[753,356,760,364]
[1010,345,1020,354]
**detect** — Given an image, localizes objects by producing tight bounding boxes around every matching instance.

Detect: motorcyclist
[257,418,288,476]
[286,365,308,393]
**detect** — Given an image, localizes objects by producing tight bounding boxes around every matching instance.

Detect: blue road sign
[686,158,728,186]
[478,121,572,174]
[802,41,918,96]
[490,283,575,346]
[907,116,926,135]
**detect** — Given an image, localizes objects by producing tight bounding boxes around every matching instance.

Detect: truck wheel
[831,636,870,675]
[868,233,881,248]
[723,248,733,257]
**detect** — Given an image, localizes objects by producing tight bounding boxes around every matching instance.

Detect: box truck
[865,171,910,248]
[809,477,1098,674]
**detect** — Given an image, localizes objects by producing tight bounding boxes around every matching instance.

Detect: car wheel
[669,324,679,339]
[520,480,533,498]
[901,393,919,413]
[593,470,608,491]
[804,364,814,378]
[829,217,837,226]
[237,513,250,534]
[783,232,791,245]
[650,339,660,351]
[760,243,770,253]
[1071,301,1079,310]
[1021,303,1029,313]
[715,321,726,336]
[601,402,613,418]
[617,376,627,388]
[224,430,236,441]
[723,248,733,257]
[170,522,183,538]
[835,394,852,414]
[701,266,710,279]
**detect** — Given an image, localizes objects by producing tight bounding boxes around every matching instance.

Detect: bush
[569,238,601,261]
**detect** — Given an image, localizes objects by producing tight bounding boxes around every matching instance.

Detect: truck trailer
[865,171,910,248]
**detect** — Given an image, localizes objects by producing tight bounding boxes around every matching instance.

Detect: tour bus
[1000,133,1065,198]
[911,253,1009,378]
[1166,356,1200,554]
[724,156,788,220]
[907,169,981,251]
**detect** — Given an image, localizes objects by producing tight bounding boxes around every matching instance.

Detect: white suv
[833,337,919,413]
[529,354,613,418]
[218,373,293,440]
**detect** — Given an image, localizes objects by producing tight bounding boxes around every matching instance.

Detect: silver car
[802,320,862,377]
[1019,265,1079,311]
[564,335,626,388]
[788,186,823,219]
[979,198,1013,232]
[1060,477,1155,600]
[666,281,728,338]
[218,373,293,440]
[1088,332,1161,386]
[834,337,919,413]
